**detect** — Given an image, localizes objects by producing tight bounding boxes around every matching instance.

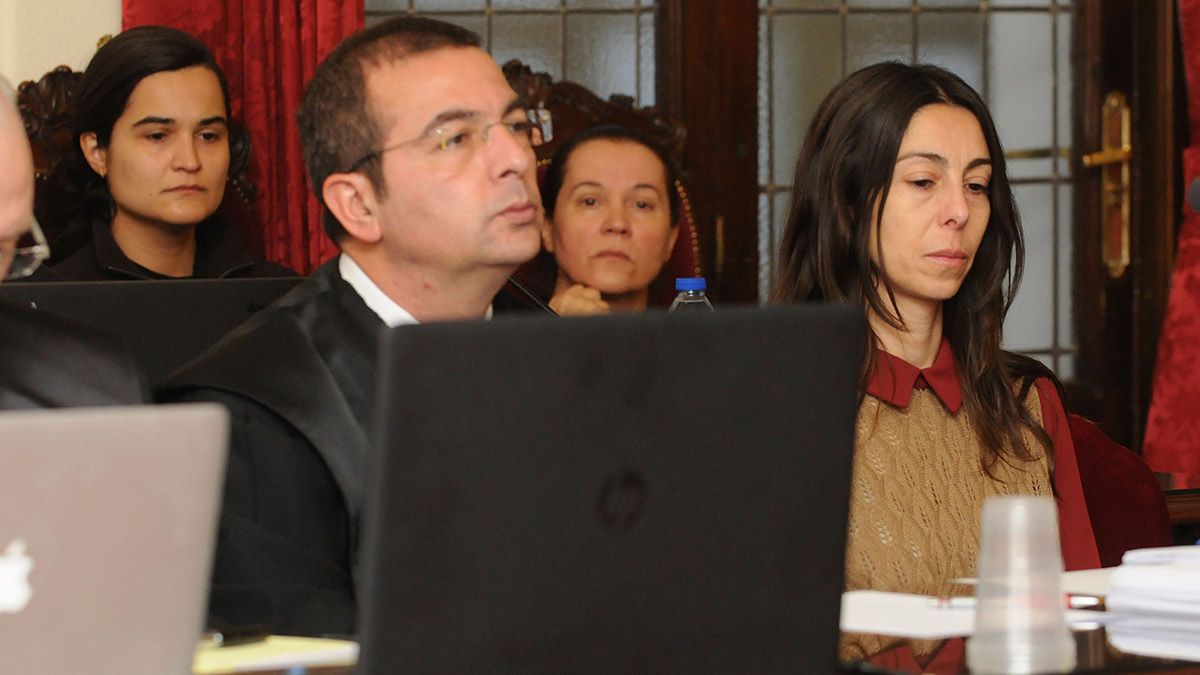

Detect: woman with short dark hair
[772,62,1099,664]
[45,26,291,280]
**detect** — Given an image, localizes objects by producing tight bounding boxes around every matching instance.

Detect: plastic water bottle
[668,277,714,312]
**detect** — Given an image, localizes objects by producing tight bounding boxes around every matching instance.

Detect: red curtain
[122,0,363,273]
[1142,1,1200,472]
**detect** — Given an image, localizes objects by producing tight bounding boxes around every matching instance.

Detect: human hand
[549,284,611,316]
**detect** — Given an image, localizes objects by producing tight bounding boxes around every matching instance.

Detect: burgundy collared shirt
[865,338,962,413]
[862,337,1101,572]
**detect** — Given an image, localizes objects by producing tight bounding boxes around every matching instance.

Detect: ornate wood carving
[501,59,686,169]
[17,65,81,180]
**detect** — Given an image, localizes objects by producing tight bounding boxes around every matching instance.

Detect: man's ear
[79,132,107,177]
[323,172,381,244]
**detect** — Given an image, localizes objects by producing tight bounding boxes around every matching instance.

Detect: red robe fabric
[1143,0,1200,472]
[122,0,363,273]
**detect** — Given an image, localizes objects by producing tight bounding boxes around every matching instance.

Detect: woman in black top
[45,26,292,280]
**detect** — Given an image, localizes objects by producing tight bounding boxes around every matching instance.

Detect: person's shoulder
[158,271,334,391]
[43,239,109,281]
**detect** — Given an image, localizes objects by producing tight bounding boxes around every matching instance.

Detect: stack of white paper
[1107,546,1200,662]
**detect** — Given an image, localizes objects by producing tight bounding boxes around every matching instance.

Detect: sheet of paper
[193,635,358,674]
[1061,567,1114,597]
[840,591,1109,639]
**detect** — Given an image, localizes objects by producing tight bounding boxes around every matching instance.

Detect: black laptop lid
[359,305,864,673]
[0,278,300,384]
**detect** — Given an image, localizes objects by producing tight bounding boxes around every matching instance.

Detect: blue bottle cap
[675,277,707,291]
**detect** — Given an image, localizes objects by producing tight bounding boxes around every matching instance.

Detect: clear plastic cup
[966,495,1076,674]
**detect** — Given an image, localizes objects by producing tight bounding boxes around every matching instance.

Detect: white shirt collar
[338,253,418,328]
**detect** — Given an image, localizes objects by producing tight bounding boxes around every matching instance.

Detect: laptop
[0,278,300,384]
[357,305,865,672]
[0,404,228,674]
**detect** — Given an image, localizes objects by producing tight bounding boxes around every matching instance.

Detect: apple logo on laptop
[0,539,33,613]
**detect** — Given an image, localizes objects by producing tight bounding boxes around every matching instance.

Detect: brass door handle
[1082,91,1131,279]
[1082,146,1131,167]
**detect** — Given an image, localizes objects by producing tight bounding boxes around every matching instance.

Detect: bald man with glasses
[159,17,551,636]
[0,75,145,408]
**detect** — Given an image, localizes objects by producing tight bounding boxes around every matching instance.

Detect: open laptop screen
[0,404,228,673]
[0,278,300,384]
[358,305,864,671]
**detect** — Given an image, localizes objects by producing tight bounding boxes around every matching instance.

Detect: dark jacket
[156,262,552,636]
[45,216,294,281]
[0,299,147,408]
[157,260,379,636]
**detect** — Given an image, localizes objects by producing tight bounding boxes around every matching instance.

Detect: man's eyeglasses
[344,107,553,174]
[1,217,49,281]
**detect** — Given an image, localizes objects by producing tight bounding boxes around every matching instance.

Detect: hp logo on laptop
[597,470,648,529]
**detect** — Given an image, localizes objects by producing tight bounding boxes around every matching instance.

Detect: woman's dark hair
[542,124,682,225]
[771,61,1054,474]
[49,26,247,261]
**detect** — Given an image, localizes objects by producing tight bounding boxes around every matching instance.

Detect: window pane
[1008,158,1055,181]
[413,0,484,8]
[494,0,563,8]
[1056,9,1072,178]
[917,11,983,94]
[847,0,911,7]
[988,12,1053,152]
[759,193,773,301]
[402,14,488,49]
[1004,184,1055,351]
[919,0,982,7]
[758,15,771,184]
[564,14,638,100]
[771,14,842,184]
[769,0,841,8]
[1057,353,1074,382]
[1057,182,1073,359]
[493,14,563,80]
[846,13,913,73]
[567,0,636,7]
[639,10,655,105]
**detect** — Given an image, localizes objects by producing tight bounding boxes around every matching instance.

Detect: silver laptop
[0,404,228,674]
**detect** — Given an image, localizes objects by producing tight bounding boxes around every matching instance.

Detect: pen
[202,624,270,647]
[928,594,1103,610]
[928,596,976,609]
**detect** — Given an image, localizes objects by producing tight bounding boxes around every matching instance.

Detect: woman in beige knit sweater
[772,62,1099,669]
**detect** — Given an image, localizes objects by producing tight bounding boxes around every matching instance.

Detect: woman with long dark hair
[773,62,1099,663]
[45,26,291,280]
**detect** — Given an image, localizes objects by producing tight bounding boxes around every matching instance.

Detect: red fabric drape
[122,0,363,273]
[1142,1,1200,473]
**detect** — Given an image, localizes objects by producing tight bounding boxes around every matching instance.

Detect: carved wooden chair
[503,60,702,308]
[16,66,82,248]
[1068,413,1173,566]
